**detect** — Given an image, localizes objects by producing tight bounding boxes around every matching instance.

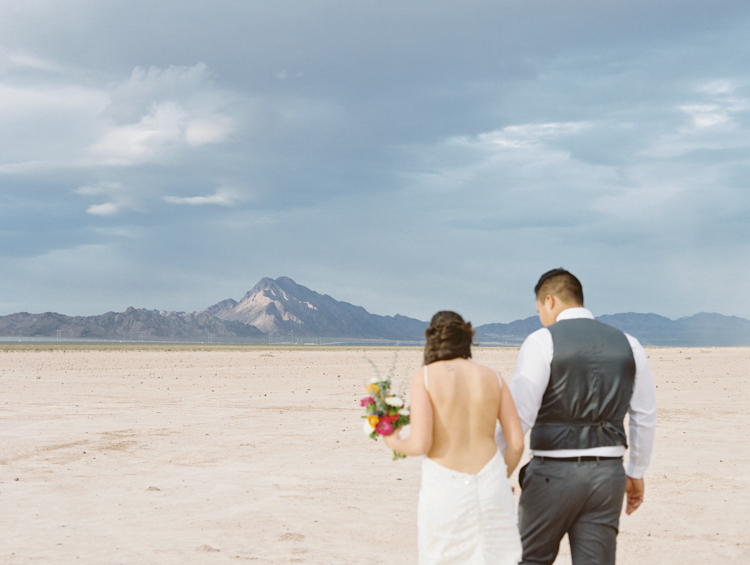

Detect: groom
[506,269,657,565]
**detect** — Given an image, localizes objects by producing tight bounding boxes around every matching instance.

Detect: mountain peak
[241,276,300,300]
[216,276,426,338]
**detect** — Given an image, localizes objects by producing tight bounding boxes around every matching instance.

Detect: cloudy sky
[1,1,749,324]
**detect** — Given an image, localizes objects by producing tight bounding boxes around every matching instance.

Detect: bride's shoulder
[464,358,493,372]
[468,361,503,385]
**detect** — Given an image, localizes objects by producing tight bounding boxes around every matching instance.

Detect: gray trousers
[518,457,627,565]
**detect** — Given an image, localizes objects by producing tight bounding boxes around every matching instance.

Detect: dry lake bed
[1,344,748,564]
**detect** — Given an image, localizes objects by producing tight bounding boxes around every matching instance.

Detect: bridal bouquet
[361,356,410,460]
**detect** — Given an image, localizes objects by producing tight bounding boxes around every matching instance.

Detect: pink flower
[375,419,394,436]
[360,396,375,407]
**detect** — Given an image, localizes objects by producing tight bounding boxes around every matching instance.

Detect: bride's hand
[382,427,401,448]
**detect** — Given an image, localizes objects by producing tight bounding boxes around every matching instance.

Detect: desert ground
[1,344,748,564]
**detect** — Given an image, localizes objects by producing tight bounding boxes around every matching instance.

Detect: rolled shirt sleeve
[509,328,554,434]
[624,335,658,478]
[496,328,553,452]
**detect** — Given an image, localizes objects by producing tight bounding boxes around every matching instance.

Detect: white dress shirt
[498,307,657,478]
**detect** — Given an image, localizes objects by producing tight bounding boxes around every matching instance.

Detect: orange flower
[367,415,380,427]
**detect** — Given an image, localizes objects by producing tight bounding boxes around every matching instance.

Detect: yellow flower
[363,419,375,435]
[366,384,380,394]
[367,415,380,427]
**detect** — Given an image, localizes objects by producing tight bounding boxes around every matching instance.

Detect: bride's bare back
[425,359,503,474]
[385,357,524,477]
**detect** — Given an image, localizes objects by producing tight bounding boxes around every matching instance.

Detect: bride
[384,311,524,564]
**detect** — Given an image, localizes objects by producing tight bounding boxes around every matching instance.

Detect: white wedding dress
[418,366,522,564]
[418,453,521,564]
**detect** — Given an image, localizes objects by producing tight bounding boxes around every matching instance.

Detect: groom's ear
[537,294,557,326]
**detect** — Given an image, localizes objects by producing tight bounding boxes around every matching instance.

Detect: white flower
[398,408,410,416]
[370,376,382,384]
[385,396,403,407]
[363,419,375,435]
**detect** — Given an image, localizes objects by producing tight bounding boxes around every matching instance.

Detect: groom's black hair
[535,268,584,306]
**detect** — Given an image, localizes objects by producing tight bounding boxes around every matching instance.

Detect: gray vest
[530,318,636,451]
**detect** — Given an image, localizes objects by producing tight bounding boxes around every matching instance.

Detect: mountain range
[1,276,749,346]
[473,312,750,346]
[0,308,264,341]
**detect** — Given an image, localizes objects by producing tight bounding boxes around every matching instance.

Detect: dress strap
[493,369,503,389]
[423,365,429,391]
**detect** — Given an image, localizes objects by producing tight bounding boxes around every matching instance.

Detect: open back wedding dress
[418,366,522,565]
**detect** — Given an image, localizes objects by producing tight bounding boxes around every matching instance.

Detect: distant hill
[0,307,264,341]
[598,312,750,347]
[474,316,543,344]
[1,277,749,345]
[206,276,428,339]
[475,312,750,346]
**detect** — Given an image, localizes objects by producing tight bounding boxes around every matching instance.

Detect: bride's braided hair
[423,311,475,365]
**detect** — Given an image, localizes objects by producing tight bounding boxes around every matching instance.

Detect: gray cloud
[1,1,750,323]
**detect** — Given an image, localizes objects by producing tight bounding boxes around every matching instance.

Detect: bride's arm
[498,376,524,476]
[383,368,432,456]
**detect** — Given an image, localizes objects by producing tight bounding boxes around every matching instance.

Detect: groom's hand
[625,476,645,515]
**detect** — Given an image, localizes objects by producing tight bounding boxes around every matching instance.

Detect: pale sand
[1,345,748,564]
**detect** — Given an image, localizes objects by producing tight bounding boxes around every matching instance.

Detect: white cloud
[103,64,217,121]
[418,120,604,196]
[0,49,62,73]
[698,80,737,96]
[163,188,238,206]
[679,104,732,129]
[75,181,124,197]
[86,202,120,216]
[89,101,188,165]
[184,115,233,146]
[682,81,749,130]
[646,80,750,158]
[91,226,143,238]
[85,64,235,165]
[473,121,592,149]
[75,182,138,216]
[0,61,236,171]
